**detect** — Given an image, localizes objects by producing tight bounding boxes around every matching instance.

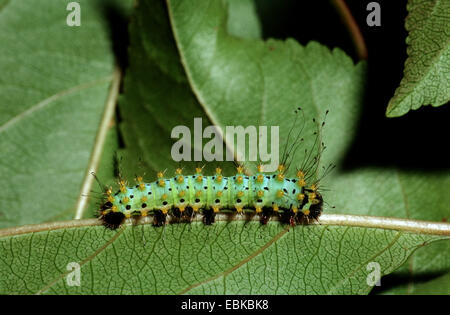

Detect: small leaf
[386,0,450,117]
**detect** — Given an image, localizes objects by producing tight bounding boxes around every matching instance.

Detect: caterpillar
[98,109,333,230]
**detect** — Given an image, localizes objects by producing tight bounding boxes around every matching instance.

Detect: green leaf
[0,221,447,294]
[327,169,450,294]
[376,240,450,294]
[386,0,450,117]
[0,0,131,228]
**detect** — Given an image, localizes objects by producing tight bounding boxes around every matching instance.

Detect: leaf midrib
[1,214,449,239]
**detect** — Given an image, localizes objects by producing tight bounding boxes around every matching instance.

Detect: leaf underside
[386,0,450,117]
[0,223,446,295]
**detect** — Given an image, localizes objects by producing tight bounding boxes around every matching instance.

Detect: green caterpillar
[99,108,332,229]
[99,164,325,229]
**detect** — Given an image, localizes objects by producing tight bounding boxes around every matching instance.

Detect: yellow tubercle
[235,205,243,213]
[255,207,262,214]
[195,190,202,198]
[236,165,244,174]
[111,205,118,212]
[256,174,264,184]
[177,175,184,183]
[141,210,148,217]
[276,173,284,182]
[161,194,168,200]
[212,206,220,213]
[297,179,306,187]
[257,164,264,173]
[122,197,130,204]
[302,209,310,216]
[195,167,203,174]
[216,191,223,197]
[139,183,145,191]
[297,193,305,201]
[237,191,244,198]
[273,204,279,212]
[292,206,298,214]
[196,175,203,182]
[216,175,223,183]
[236,175,243,184]
[178,205,186,212]
[276,190,284,198]
[175,168,183,175]
[277,164,285,173]
[215,167,222,175]
[107,195,115,203]
[158,179,165,187]
[157,171,164,178]
[141,196,148,203]
[257,190,264,198]
[179,190,186,197]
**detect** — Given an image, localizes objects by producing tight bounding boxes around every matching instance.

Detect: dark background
[255,0,449,171]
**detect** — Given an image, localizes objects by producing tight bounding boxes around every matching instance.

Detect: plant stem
[331,0,368,60]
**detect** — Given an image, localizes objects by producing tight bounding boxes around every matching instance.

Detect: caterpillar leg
[202,209,216,225]
[153,210,167,227]
[101,211,125,230]
[260,207,274,225]
[172,207,194,223]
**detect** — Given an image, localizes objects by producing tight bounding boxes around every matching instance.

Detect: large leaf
[0,0,131,228]
[0,221,447,294]
[386,0,450,117]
